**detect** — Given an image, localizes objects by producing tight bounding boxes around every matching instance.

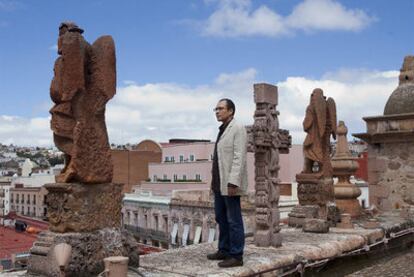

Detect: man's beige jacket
[216,118,248,196]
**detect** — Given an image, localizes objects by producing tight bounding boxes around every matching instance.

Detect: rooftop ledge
[135,211,413,276]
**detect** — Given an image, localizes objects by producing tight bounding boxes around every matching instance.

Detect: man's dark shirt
[211,119,232,192]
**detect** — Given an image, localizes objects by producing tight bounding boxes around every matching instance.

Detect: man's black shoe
[207,251,228,260]
[218,257,243,268]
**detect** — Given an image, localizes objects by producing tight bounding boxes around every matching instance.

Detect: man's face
[215,100,233,123]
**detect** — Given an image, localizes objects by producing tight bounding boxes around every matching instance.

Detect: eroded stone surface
[138,227,388,276]
[303,218,330,233]
[50,22,116,184]
[45,182,123,232]
[247,83,291,247]
[28,228,139,277]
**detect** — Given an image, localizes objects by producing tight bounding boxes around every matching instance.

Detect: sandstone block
[45,183,123,233]
[303,218,329,233]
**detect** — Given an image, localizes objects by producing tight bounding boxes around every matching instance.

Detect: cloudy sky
[0,0,412,146]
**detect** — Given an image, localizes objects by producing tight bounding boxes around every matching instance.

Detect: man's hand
[227,183,238,196]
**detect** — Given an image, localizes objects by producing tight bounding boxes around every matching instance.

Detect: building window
[182,224,190,246]
[27,195,30,204]
[173,174,178,181]
[163,174,167,180]
[196,174,201,181]
[16,194,19,203]
[153,175,157,182]
[171,223,178,245]
[21,194,24,204]
[171,156,175,162]
[154,215,159,231]
[190,155,194,162]
[194,226,202,244]
[11,193,14,203]
[33,195,36,205]
[179,155,184,163]
[208,227,216,243]
[144,215,148,228]
[164,157,170,162]
[183,175,186,181]
[163,216,168,233]
[134,212,138,225]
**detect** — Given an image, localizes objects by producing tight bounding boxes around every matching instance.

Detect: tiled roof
[0,227,37,259]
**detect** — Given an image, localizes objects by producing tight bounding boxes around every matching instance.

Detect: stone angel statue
[302,88,337,177]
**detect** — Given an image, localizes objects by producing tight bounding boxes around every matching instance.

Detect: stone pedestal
[289,173,336,232]
[28,183,139,276]
[44,183,123,232]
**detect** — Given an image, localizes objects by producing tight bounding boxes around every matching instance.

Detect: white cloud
[0,0,24,12]
[200,0,375,37]
[277,69,398,142]
[0,68,398,146]
[48,44,58,51]
[286,0,374,32]
[0,115,51,146]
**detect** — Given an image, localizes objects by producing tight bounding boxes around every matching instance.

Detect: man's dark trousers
[214,192,245,260]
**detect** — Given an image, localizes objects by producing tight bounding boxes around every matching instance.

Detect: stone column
[248,83,291,247]
[332,121,361,217]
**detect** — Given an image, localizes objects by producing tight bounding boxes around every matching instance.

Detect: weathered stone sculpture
[289,88,337,232]
[302,88,337,177]
[50,22,115,184]
[28,23,138,277]
[332,121,361,218]
[248,83,291,247]
[354,55,414,211]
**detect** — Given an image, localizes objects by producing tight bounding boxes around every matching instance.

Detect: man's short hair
[219,98,236,116]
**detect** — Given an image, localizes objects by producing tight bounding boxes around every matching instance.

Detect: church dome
[384,56,414,115]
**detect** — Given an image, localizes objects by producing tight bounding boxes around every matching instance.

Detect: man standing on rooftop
[207,98,248,268]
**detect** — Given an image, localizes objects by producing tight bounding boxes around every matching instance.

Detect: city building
[9,184,48,219]
[123,139,303,249]
[112,139,162,193]
[138,140,304,197]
[0,177,12,223]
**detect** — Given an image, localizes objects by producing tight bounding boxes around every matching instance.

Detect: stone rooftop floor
[2,211,413,277]
[134,211,413,277]
[135,228,381,276]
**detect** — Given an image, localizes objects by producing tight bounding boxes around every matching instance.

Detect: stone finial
[50,22,116,183]
[335,121,352,158]
[399,55,414,85]
[332,121,361,217]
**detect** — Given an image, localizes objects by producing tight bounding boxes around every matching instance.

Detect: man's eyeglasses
[213,107,226,112]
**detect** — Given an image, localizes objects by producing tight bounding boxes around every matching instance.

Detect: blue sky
[0,0,413,146]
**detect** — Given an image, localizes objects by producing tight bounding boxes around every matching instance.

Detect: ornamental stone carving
[50,22,116,184]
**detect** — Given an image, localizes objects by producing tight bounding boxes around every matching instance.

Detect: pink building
[137,139,304,196]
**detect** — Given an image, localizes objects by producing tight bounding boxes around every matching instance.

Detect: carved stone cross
[247,83,291,247]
